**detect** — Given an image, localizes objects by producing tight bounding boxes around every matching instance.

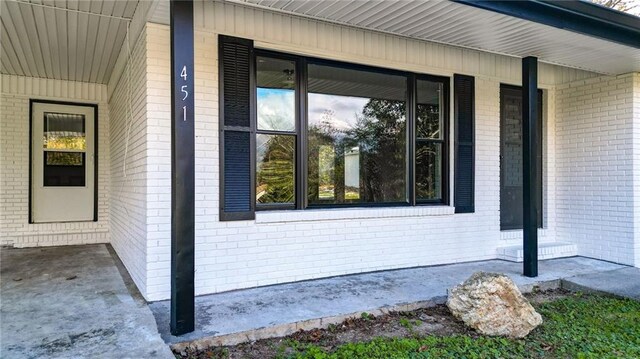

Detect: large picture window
[253,51,449,210]
[307,63,407,205]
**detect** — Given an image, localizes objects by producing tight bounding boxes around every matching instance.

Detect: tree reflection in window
[43,113,86,150]
[256,134,295,204]
[255,56,297,205]
[416,79,444,201]
[307,63,407,205]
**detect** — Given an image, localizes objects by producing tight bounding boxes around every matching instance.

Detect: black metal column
[170,0,195,335]
[522,56,538,278]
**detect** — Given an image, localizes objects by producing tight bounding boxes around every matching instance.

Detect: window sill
[255,205,455,224]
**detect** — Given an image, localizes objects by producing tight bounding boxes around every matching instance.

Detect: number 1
[183,106,187,121]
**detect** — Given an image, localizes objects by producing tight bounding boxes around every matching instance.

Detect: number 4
[181,66,187,81]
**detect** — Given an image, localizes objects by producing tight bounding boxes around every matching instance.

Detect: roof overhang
[227,0,640,76]
[455,0,640,49]
[2,0,639,84]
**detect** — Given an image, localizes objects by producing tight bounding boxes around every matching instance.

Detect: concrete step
[497,242,578,262]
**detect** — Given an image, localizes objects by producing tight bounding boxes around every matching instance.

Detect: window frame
[305,58,411,209]
[252,49,450,211]
[499,84,544,230]
[413,74,450,205]
[254,50,302,211]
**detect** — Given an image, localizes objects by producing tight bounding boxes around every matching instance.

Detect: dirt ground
[174,288,571,359]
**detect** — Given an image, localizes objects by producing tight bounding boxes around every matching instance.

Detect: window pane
[256,134,295,204]
[46,151,83,166]
[256,57,296,132]
[416,80,443,139]
[44,113,86,150]
[43,152,86,186]
[416,142,442,201]
[307,63,407,205]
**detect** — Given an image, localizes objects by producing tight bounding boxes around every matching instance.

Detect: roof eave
[452,0,640,49]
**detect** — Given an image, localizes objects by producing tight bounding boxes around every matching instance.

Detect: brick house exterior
[1,0,639,303]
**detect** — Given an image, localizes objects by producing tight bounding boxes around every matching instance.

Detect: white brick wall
[108,25,150,295]
[556,74,637,266]
[145,25,173,297]
[142,18,574,300]
[0,75,110,247]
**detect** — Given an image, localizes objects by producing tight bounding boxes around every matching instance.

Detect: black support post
[170,0,195,335]
[522,56,538,278]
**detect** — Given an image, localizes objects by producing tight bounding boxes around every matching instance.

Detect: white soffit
[1,0,139,84]
[149,0,170,24]
[233,0,640,75]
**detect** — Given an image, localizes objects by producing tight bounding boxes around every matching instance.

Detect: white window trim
[256,205,455,223]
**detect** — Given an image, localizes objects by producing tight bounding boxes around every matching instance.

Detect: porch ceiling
[226,0,640,76]
[1,0,139,84]
[3,0,638,83]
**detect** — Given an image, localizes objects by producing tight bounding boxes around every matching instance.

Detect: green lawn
[280,294,640,359]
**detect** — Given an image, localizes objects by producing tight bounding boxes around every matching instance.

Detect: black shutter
[454,74,475,213]
[219,36,255,221]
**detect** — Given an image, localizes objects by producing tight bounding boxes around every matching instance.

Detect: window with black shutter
[453,74,475,213]
[219,36,255,221]
[220,35,468,219]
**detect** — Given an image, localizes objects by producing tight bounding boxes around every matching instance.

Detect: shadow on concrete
[1,244,173,359]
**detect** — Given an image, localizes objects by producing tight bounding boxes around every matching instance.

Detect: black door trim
[29,99,99,223]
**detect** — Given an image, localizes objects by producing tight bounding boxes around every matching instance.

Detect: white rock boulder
[446,272,543,338]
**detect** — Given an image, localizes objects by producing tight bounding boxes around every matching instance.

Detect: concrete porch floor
[1,244,173,359]
[3,245,637,357]
[150,256,637,349]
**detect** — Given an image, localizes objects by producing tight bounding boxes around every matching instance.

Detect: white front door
[31,102,96,223]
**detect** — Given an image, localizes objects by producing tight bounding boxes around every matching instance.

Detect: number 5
[181,85,188,100]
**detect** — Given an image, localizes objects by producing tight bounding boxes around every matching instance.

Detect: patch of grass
[398,318,421,332]
[278,294,640,359]
[360,312,374,321]
[284,336,527,359]
[531,293,640,358]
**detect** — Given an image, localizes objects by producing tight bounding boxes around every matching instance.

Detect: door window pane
[43,152,86,186]
[46,151,83,166]
[416,142,441,200]
[307,63,407,205]
[416,80,443,139]
[256,57,296,132]
[256,134,295,204]
[44,113,86,150]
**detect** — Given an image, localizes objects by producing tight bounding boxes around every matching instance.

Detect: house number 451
[181,66,189,121]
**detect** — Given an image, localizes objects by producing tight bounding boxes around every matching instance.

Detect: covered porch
[1,0,640,341]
